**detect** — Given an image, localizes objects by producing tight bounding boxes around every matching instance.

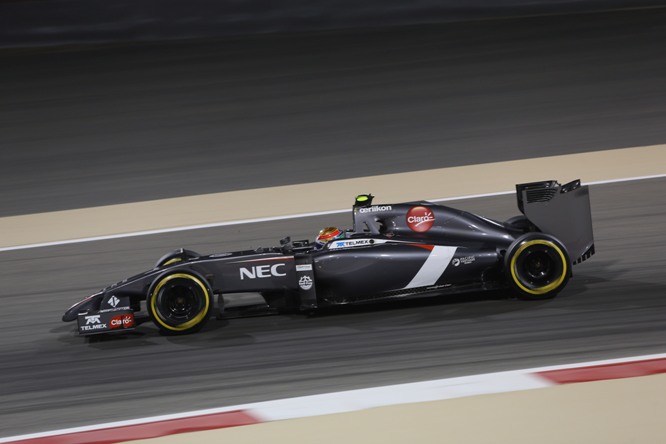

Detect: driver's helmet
[314,227,345,250]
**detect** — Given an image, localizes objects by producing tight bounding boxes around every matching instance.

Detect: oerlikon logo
[406,206,435,232]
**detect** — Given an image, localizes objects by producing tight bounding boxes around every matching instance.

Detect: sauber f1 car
[63,179,594,336]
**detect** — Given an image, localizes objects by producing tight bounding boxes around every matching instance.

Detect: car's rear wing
[516,179,595,264]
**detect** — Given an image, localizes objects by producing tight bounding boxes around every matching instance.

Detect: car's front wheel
[505,233,570,300]
[154,249,201,268]
[147,271,213,335]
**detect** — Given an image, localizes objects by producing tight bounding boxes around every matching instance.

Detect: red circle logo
[406,206,435,232]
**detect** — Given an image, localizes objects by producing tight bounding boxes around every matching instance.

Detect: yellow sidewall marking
[150,273,210,331]
[510,240,567,295]
[161,258,182,266]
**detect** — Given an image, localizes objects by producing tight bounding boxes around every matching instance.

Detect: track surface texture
[1,8,666,216]
[1,178,666,437]
[2,8,666,439]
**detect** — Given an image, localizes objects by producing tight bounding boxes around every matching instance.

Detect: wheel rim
[150,273,210,331]
[510,240,567,295]
[525,251,551,280]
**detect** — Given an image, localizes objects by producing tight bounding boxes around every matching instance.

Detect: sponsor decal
[296,264,313,272]
[80,315,107,331]
[406,206,435,232]
[110,314,135,329]
[452,255,476,267]
[80,324,108,331]
[99,307,130,313]
[85,315,101,325]
[358,205,392,214]
[110,316,122,329]
[107,295,120,308]
[329,239,375,249]
[240,263,287,280]
[299,275,313,291]
[403,245,458,289]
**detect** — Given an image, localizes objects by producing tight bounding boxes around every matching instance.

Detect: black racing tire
[147,271,213,335]
[155,249,201,268]
[504,233,570,300]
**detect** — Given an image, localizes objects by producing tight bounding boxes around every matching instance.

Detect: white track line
[2,352,666,443]
[1,173,664,253]
[2,145,665,250]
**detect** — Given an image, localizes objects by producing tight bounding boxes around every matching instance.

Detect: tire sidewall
[154,249,201,268]
[505,233,571,300]
[147,270,213,335]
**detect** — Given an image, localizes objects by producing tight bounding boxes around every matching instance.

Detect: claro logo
[406,206,435,232]
[240,263,287,280]
[110,314,135,329]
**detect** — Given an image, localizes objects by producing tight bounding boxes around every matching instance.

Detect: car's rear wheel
[505,233,570,300]
[147,272,213,335]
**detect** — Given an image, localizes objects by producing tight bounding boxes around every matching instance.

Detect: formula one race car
[63,179,594,336]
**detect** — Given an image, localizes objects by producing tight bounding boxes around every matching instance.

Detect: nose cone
[62,291,104,322]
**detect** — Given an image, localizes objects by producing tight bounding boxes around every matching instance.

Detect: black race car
[63,179,594,336]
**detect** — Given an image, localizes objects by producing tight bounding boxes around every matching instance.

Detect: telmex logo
[330,239,372,249]
[358,205,392,214]
[81,315,107,331]
[406,206,435,232]
[240,264,287,280]
[85,315,101,325]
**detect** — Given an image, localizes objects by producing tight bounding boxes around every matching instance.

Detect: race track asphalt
[1,178,665,437]
[1,7,666,439]
[1,8,666,216]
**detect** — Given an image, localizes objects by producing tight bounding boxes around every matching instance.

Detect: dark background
[2,0,665,47]
[1,3,665,439]
[2,8,666,216]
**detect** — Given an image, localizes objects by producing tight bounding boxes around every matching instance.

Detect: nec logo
[240,263,287,280]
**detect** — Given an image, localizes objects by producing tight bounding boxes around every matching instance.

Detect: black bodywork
[63,179,594,336]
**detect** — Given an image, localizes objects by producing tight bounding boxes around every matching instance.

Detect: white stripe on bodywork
[404,246,457,289]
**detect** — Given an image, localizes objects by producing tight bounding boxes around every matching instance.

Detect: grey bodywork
[63,179,594,334]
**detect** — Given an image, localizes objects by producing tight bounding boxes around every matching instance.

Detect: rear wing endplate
[516,179,595,264]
